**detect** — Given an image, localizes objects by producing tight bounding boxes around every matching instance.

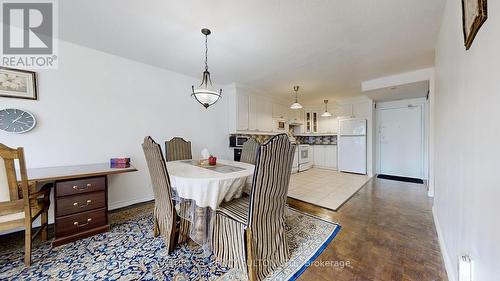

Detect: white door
[378,106,423,178]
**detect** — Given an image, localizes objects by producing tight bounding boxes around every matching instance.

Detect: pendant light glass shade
[290,85,303,109]
[290,102,303,109]
[191,28,222,109]
[321,100,332,117]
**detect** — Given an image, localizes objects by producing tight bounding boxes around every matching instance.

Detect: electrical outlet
[458,255,473,281]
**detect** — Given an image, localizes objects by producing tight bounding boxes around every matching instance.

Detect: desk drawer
[56,177,105,197]
[56,191,106,217]
[55,208,107,237]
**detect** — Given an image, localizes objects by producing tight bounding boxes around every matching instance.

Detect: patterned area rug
[0,203,340,280]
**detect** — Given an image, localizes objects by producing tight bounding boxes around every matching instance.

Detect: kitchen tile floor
[288,168,371,211]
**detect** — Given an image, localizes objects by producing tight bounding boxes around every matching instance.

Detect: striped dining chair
[142,137,189,253]
[240,138,259,165]
[165,137,192,162]
[212,134,296,281]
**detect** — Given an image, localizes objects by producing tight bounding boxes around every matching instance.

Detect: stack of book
[110,158,131,168]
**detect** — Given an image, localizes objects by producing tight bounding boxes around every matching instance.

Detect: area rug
[288,168,371,211]
[0,203,340,280]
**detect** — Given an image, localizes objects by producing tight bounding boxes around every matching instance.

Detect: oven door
[299,147,310,164]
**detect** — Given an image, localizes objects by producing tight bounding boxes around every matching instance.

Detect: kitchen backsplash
[296,135,337,145]
[230,133,337,145]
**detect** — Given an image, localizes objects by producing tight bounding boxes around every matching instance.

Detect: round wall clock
[0,108,36,133]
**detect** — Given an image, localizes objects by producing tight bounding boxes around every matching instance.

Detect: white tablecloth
[166,159,254,209]
[166,159,255,250]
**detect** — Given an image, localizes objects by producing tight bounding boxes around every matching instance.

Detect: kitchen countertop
[294,133,337,136]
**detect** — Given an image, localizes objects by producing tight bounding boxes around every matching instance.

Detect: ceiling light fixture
[191,28,222,109]
[290,85,303,109]
[321,100,332,117]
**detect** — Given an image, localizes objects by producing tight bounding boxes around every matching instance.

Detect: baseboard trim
[108,195,155,211]
[432,205,455,281]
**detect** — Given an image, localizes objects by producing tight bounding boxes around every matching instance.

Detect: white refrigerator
[338,118,367,174]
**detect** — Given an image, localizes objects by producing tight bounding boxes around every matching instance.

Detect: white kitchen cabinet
[237,93,249,131]
[313,145,337,170]
[248,95,273,132]
[313,145,324,167]
[258,98,274,131]
[325,145,337,169]
[248,95,259,131]
[305,111,320,133]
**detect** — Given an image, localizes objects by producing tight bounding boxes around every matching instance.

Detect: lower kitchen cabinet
[312,145,337,170]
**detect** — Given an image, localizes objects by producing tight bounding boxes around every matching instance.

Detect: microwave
[229,136,249,147]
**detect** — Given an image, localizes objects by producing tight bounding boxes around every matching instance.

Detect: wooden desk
[24,163,137,247]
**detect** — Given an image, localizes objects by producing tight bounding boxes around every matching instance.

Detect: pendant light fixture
[321,100,332,117]
[191,28,222,109]
[290,85,303,109]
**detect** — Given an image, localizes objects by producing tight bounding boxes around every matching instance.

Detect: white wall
[0,40,230,225]
[434,1,500,281]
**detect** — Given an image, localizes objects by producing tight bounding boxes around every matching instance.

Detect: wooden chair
[0,144,51,266]
[165,137,192,162]
[142,137,189,253]
[240,138,259,165]
[212,134,296,281]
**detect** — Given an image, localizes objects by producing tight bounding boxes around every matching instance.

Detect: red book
[110,158,130,164]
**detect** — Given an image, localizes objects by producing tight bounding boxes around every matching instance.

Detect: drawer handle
[74,218,92,227]
[72,183,92,191]
[73,200,92,208]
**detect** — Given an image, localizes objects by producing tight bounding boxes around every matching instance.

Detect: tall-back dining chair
[165,137,192,162]
[142,137,190,253]
[240,138,259,165]
[0,143,51,266]
[212,134,296,281]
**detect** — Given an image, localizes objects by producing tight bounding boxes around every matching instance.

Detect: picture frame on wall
[0,67,38,100]
[462,0,488,50]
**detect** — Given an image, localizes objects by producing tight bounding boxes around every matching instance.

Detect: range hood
[289,119,304,126]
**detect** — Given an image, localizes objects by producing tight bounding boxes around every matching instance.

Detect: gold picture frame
[0,67,38,100]
[462,0,488,50]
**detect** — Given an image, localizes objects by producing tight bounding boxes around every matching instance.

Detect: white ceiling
[364,80,429,102]
[59,0,446,103]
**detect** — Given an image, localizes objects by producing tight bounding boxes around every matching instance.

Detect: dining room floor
[287,177,448,281]
[288,168,371,211]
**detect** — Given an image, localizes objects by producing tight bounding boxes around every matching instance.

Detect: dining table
[165,159,254,253]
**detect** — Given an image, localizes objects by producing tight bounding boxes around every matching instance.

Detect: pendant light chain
[204,34,209,71]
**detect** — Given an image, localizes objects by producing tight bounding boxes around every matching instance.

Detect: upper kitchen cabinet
[237,93,250,131]
[234,91,274,132]
[305,110,320,133]
[258,96,274,131]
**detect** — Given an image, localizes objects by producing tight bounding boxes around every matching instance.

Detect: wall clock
[0,108,36,133]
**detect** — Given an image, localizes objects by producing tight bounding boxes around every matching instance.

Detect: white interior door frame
[375,101,426,179]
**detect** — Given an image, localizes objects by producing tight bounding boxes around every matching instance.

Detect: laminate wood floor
[288,177,447,281]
